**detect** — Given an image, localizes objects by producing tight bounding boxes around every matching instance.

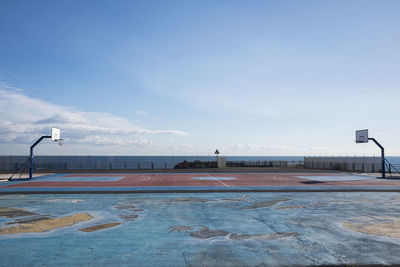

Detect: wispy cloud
[135,110,149,116]
[226,143,295,153]
[0,85,188,147]
[75,136,153,146]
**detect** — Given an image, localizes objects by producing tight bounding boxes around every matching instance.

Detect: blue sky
[1,0,400,156]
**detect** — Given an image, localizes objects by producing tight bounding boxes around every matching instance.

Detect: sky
[1,0,400,156]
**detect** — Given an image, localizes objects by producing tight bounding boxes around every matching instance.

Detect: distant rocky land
[174,160,217,169]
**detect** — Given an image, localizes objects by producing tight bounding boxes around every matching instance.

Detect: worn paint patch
[0,195,27,199]
[169,225,194,233]
[342,217,400,239]
[229,232,299,241]
[187,226,299,241]
[221,196,249,202]
[163,197,209,203]
[355,199,377,203]
[0,213,93,234]
[114,205,144,212]
[242,198,290,210]
[79,222,121,232]
[0,207,38,218]
[118,214,139,221]
[114,205,136,210]
[6,216,51,225]
[45,199,85,204]
[311,202,328,207]
[130,208,144,212]
[119,197,248,205]
[190,227,229,239]
[331,200,351,204]
[276,205,306,210]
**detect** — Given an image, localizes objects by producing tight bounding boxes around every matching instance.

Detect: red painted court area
[3,173,400,189]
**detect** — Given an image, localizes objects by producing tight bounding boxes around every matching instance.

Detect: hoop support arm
[30,135,51,179]
[368,138,385,178]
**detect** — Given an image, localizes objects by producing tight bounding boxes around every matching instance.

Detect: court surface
[1,172,400,266]
[2,172,400,193]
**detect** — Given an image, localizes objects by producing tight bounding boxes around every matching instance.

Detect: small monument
[214,149,226,168]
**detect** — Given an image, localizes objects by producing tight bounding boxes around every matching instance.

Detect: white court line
[206,174,229,187]
[140,176,151,182]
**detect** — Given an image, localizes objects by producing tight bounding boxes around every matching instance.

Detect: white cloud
[135,110,149,116]
[225,143,295,154]
[0,85,188,148]
[76,136,153,146]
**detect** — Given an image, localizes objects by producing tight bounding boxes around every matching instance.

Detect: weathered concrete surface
[0,193,400,266]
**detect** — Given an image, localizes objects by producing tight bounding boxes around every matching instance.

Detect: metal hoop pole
[368,138,385,179]
[29,135,51,179]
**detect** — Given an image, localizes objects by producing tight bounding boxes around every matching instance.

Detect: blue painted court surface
[1,192,400,266]
[34,176,125,182]
[296,174,375,181]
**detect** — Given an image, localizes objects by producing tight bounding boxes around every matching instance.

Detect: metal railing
[226,160,303,168]
[1,161,170,172]
[385,159,400,176]
[305,161,381,172]
[1,160,304,172]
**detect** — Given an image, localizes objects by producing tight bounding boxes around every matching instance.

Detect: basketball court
[2,172,400,193]
[2,130,400,265]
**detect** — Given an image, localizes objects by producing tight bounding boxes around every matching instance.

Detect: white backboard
[51,128,61,141]
[355,129,368,143]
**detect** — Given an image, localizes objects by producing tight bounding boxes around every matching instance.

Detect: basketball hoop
[51,128,61,141]
[10,128,64,181]
[355,129,368,143]
[51,128,64,146]
[57,139,64,146]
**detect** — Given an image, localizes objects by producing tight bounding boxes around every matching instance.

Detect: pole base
[376,176,400,179]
